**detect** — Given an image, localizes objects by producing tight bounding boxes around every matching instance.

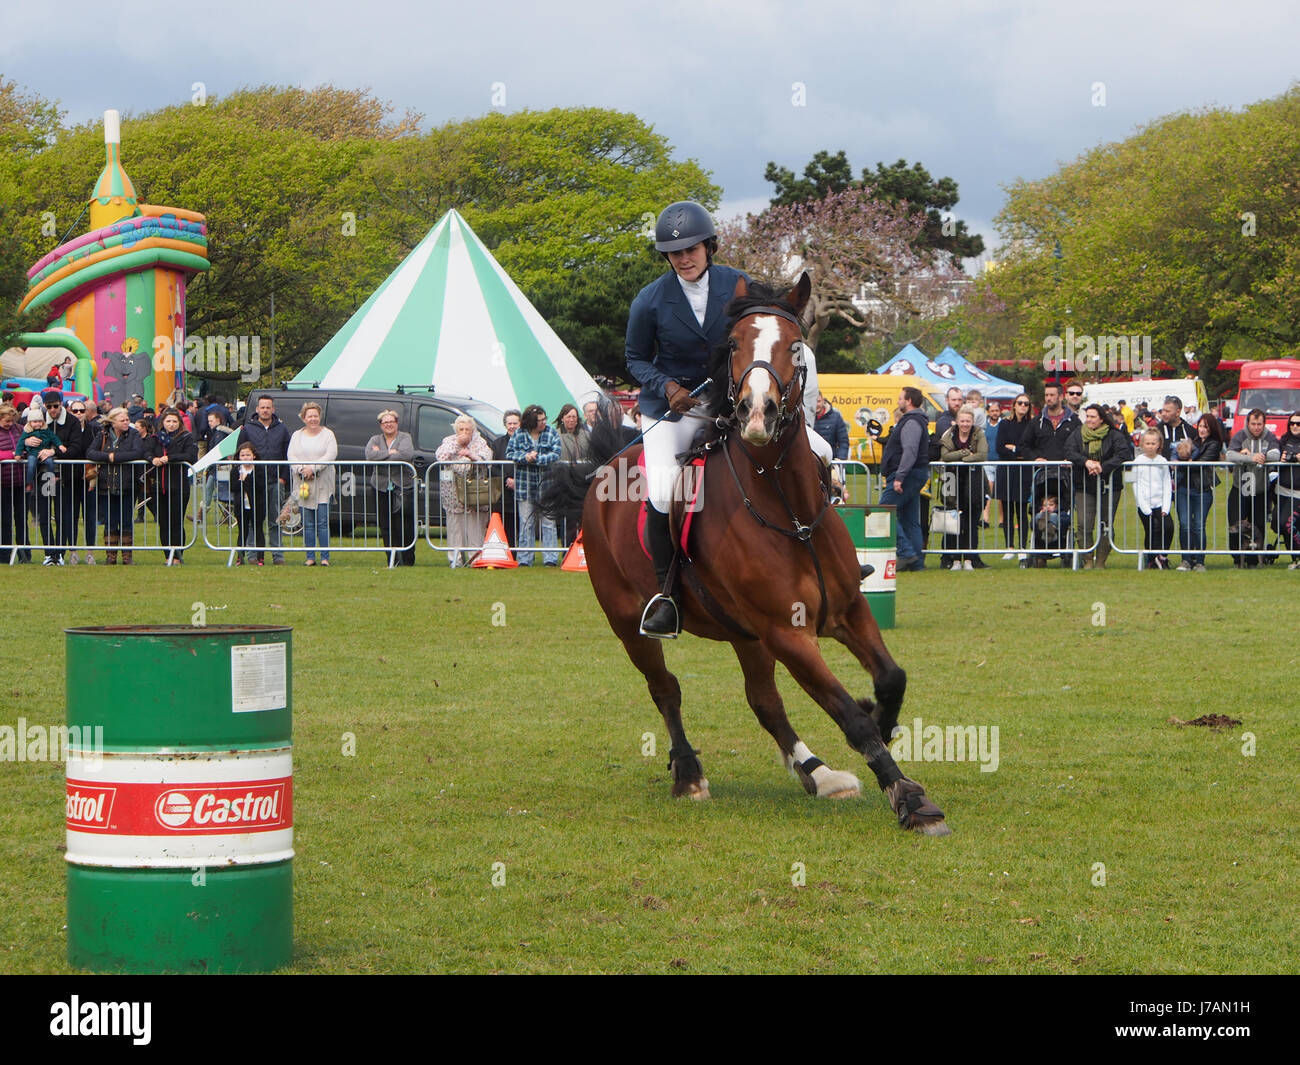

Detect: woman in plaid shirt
[506,404,561,566]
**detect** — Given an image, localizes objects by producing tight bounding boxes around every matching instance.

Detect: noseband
[725,305,807,443]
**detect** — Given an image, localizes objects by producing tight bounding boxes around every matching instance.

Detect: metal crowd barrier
[423,458,578,566]
[831,460,878,504]
[200,459,418,567]
[1,457,195,565]
[1109,460,1300,568]
[924,460,1093,567]
[417,458,876,567]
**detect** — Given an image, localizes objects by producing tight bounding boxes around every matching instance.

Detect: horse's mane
[703,279,804,421]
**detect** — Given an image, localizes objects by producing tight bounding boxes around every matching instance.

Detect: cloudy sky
[4,0,1297,265]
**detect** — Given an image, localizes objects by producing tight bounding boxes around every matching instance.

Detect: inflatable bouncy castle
[16,110,209,405]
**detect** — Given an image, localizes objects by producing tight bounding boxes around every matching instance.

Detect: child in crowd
[1035,494,1063,546]
[18,407,60,492]
[235,442,265,566]
[1132,428,1173,569]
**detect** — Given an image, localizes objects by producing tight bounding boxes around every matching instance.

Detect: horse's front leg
[825,594,907,745]
[731,641,861,799]
[620,630,709,799]
[762,629,949,835]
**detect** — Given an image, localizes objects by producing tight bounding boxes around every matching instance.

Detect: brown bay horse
[572,274,948,834]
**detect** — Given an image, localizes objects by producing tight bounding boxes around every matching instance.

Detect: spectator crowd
[4,382,1299,571]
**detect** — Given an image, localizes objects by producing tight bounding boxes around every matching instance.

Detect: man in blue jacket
[813,393,850,461]
[626,201,747,638]
[879,387,931,571]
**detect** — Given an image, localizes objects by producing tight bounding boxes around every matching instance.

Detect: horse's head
[723,273,812,447]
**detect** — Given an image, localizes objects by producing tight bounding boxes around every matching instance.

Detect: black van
[242,386,506,533]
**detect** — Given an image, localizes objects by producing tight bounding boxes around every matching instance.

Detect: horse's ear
[733,276,749,301]
[786,272,811,315]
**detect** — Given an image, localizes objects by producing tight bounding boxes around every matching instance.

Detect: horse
[556,274,949,835]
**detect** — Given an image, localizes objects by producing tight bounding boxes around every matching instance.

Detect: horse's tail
[540,394,629,520]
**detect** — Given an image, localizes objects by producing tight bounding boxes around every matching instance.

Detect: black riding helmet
[654,201,717,253]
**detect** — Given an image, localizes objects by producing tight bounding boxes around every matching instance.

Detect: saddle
[636,451,706,560]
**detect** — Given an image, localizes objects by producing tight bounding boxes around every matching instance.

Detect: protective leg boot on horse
[639,507,682,639]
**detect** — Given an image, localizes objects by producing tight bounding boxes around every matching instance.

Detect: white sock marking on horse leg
[792,741,815,765]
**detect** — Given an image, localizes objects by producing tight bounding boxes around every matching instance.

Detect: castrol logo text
[154,784,287,831]
[66,787,116,830]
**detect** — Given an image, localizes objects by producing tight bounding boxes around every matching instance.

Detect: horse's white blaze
[744,365,773,410]
[741,315,783,425]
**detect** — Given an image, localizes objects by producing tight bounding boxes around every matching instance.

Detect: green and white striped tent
[296,208,600,406]
[196,209,601,470]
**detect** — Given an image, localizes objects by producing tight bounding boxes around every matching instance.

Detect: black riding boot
[640,508,681,639]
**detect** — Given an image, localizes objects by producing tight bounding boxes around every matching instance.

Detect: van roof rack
[277,381,320,389]
[394,384,436,395]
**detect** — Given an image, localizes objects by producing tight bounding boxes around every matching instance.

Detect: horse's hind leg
[764,630,949,835]
[731,641,860,799]
[826,596,907,744]
[620,630,710,800]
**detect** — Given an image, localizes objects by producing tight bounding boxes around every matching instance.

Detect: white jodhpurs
[640,412,705,514]
[806,424,833,466]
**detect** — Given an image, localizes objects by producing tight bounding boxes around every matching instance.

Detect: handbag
[930,508,961,535]
[455,465,501,509]
[277,496,300,527]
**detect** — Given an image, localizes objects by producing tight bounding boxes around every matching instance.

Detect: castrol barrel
[838,505,896,629]
[64,625,292,972]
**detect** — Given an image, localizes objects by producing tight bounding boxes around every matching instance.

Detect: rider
[626,200,747,638]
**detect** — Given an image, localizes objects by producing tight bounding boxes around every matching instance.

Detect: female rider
[625,201,747,637]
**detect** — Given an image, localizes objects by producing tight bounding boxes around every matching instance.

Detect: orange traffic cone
[471,513,518,569]
[561,528,587,572]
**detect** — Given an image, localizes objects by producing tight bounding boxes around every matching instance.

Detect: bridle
[724,304,808,446]
[710,302,834,633]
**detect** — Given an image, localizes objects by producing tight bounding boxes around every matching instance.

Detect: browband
[733,305,805,333]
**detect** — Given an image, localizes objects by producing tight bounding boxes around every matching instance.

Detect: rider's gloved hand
[665,381,700,414]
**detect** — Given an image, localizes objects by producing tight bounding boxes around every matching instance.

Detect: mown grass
[0,542,1294,973]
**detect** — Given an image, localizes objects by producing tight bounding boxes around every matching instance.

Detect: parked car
[241,386,504,534]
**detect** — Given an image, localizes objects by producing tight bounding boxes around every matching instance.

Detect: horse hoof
[815,770,862,800]
[672,778,711,800]
[887,778,948,834]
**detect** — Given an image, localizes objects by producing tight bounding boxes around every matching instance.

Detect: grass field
[0,540,1295,974]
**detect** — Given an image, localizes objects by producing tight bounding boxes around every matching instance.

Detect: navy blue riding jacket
[625,264,748,419]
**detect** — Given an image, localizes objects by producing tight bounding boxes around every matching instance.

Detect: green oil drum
[64,625,293,973]
[837,505,896,629]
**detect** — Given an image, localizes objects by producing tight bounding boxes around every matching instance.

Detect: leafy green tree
[764,150,855,206]
[765,150,984,263]
[0,78,63,344]
[988,86,1300,382]
[6,86,718,385]
[867,159,984,262]
[348,108,719,292]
